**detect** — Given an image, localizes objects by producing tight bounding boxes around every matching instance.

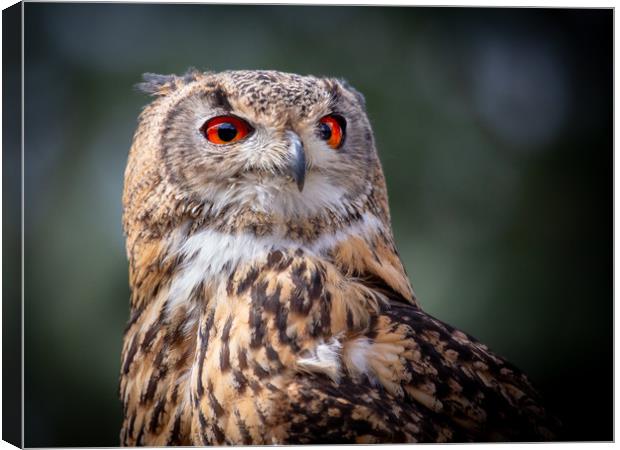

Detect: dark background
[20,4,612,446]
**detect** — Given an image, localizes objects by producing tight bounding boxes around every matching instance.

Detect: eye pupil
[319,122,332,141]
[217,123,238,142]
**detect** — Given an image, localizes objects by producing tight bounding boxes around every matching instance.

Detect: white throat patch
[165,212,383,314]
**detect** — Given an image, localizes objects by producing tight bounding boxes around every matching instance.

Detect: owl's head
[124,70,390,241]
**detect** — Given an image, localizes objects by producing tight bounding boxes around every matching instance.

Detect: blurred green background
[19,4,611,446]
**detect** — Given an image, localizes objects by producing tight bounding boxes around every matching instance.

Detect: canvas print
[3,2,612,447]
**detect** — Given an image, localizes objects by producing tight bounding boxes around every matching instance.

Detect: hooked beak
[287,132,306,192]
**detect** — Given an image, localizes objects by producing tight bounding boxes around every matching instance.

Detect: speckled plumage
[120,69,558,445]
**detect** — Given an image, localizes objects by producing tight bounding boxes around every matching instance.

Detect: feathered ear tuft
[135,69,206,96]
[181,67,202,84]
[135,73,179,96]
[338,78,366,110]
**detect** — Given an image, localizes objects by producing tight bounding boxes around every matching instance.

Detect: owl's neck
[126,206,415,314]
[162,207,412,308]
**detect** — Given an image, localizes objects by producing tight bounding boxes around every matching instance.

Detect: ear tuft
[338,78,366,110]
[135,73,178,96]
[135,69,207,96]
[181,67,202,84]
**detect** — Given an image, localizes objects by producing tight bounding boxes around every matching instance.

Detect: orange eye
[318,115,346,149]
[201,115,252,145]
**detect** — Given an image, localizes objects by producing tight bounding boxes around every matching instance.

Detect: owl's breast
[174,240,411,444]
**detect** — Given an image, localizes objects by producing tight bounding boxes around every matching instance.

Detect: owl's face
[144,70,377,218]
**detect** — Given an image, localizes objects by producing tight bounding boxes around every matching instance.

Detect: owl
[120,69,558,445]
